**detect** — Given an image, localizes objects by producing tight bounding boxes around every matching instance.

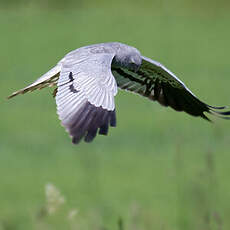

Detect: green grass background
[1,1,230,229]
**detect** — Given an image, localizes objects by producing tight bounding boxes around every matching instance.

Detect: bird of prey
[8,42,230,144]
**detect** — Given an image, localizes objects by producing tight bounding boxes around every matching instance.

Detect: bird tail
[7,60,63,99]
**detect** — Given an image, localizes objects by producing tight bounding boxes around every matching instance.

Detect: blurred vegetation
[1,0,230,12]
[1,0,230,229]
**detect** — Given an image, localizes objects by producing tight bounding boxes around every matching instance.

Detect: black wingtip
[207,104,230,120]
[66,102,116,144]
[206,104,227,110]
[201,113,212,122]
[84,128,98,142]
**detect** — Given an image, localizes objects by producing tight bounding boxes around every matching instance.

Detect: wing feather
[56,52,118,144]
[112,55,230,121]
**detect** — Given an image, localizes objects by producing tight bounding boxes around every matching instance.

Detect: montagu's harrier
[8,42,230,144]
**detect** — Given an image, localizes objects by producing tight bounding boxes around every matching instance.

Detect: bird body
[8,42,230,144]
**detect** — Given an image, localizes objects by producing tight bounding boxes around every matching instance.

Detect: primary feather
[7,42,230,144]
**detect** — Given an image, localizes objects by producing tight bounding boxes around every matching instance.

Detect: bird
[8,42,230,144]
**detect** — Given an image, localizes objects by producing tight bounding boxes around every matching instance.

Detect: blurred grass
[1,1,230,229]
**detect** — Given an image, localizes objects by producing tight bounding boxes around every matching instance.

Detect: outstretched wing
[56,52,117,144]
[7,59,65,99]
[112,56,230,121]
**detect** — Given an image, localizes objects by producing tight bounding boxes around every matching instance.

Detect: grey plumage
[8,42,230,144]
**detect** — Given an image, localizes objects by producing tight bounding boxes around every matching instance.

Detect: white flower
[68,209,78,220]
[45,183,65,215]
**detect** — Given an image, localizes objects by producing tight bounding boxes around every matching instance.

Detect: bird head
[112,44,142,72]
